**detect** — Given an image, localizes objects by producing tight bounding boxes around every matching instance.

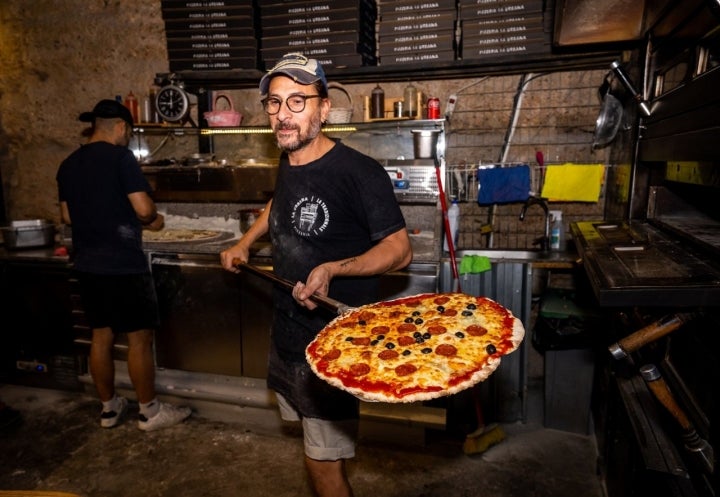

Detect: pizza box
[379,0,457,14]
[166,37,258,52]
[378,12,456,36]
[262,53,376,70]
[461,28,549,48]
[378,33,455,57]
[261,18,374,38]
[458,0,544,19]
[165,27,257,40]
[262,30,374,50]
[169,57,258,72]
[260,8,376,29]
[261,41,375,60]
[168,47,259,60]
[380,49,456,66]
[160,0,253,8]
[163,16,255,32]
[460,13,545,34]
[260,0,376,18]
[161,5,254,21]
[381,8,457,23]
[459,41,551,60]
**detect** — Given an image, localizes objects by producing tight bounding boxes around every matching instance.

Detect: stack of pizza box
[259,0,378,70]
[161,0,259,72]
[458,0,553,61]
[377,0,458,66]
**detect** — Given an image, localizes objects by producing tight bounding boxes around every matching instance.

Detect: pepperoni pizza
[305,292,525,403]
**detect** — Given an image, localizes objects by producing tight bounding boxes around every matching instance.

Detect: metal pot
[412,129,441,159]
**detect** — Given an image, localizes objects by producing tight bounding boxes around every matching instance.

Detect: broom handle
[433,154,461,292]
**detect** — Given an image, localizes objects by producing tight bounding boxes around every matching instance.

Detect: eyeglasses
[261,94,322,115]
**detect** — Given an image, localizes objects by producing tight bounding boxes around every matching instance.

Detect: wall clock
[155,84,190,123]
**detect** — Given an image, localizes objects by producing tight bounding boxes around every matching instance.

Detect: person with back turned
[220,53,413,496]
[56,99,191,431]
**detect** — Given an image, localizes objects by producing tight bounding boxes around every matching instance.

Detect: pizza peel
[232,259,352,315]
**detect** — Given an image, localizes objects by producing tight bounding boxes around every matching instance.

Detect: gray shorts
[276,393,357,461]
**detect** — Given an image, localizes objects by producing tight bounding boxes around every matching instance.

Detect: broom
[462,385,506,455]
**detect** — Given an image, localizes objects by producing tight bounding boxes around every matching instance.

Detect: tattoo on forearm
[339,258,357,268]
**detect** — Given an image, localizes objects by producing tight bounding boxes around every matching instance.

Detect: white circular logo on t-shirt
[291,196,329,237]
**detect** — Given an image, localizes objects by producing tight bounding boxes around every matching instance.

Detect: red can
[427,97,441,119]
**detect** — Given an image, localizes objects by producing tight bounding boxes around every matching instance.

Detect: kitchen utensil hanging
[592,92,624,150]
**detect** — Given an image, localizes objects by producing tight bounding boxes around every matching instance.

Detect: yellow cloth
[540,163,605,202]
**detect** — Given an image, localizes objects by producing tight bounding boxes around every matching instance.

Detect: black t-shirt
[56,141,152,274]
[269,140,406,361]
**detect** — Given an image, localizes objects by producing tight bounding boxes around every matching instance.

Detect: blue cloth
[477,165,531,204]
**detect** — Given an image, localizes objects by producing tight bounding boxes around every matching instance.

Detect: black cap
[79,99,134,127]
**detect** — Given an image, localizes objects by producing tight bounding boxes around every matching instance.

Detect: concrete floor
[0,376,606,497]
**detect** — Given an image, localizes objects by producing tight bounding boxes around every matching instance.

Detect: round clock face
[155,85,190,122]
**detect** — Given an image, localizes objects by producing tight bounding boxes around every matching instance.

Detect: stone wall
[0,0,613,250]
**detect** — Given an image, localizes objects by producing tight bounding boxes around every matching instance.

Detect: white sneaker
[137,402,191,431]
[100,396,128,428]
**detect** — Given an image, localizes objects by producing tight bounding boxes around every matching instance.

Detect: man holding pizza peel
[220,53,413,497]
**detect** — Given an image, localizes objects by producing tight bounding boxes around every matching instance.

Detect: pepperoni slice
[466,324,488,336]
[340,321,357,328]
[395,363,418,376]
[351,337,371,346]
[378,349,399,360]
[358,310,376,322]
[349,363,371,376]
[433,295,451,305]
[371,325,390,335]
[442,308,458,317]
[397,335,416,346]
[322,349,341,361]
[435,344,457,357]
[427,325,447,335]
[397,323,417,333]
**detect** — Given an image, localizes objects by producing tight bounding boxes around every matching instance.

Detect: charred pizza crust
[306,292,525,403]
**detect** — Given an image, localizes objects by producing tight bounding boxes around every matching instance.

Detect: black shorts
[266,342,359,421]
[74,271,159,333]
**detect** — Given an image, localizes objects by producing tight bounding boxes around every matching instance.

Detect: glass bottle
[371,84,385,119]
[403,83,418,118]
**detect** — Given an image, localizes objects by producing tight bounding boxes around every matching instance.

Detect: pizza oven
[571,4,720,495]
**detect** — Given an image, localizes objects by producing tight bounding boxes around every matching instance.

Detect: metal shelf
[134,119,445,136]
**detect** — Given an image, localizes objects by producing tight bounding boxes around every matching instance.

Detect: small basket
[326,82,353,124]
[204,92,242,127]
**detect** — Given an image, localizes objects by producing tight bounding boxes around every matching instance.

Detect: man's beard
[274,113,323,153]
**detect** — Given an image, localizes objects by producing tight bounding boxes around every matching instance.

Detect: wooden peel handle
[231,258,349,315]
[609,313,694,359]
[640,364,691,430]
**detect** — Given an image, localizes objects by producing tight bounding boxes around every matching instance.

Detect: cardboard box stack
[378,0,458,66]
[458,0,552,61]
[259,0,378,70]
[161,0,259,72]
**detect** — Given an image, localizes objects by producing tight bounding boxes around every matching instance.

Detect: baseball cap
[259,53,328,95]
[79,99,134,127]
